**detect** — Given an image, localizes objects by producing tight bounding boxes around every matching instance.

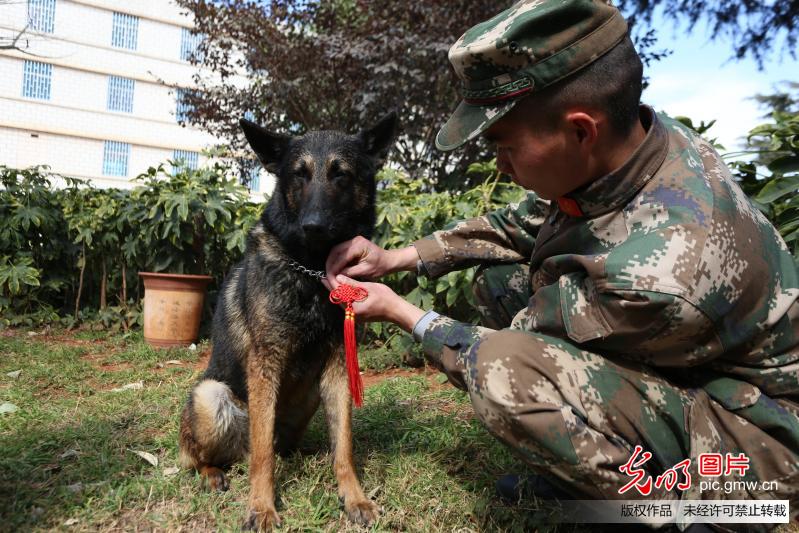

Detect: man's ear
[239,118,291,172]
[566,111,599,146]
[359,111,399,160]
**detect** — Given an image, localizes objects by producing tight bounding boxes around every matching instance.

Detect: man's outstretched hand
[325,236,419,289]
[322,275,425,333]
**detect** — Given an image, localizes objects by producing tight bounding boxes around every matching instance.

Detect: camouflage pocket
[559,272,612,343]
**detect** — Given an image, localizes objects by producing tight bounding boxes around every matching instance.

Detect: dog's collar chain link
[287,259,326,281]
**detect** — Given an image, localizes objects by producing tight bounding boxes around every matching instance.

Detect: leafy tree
[176,0,511,190]
[616,0,799,68]
[176,0,754,190]
[752,82,799,116]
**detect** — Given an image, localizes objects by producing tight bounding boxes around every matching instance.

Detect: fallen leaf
[110,381,143,392]
[27,331,40,337]
[0,402,18,414]
[66,482,83,493]
[163,466,180,477]
[189,343,197,351]
[436,373,449,384]
[6,370,21,379]
[165,360,182,365]
[60,449,80,460]
[129,449,158,467]
[64,518,79,526]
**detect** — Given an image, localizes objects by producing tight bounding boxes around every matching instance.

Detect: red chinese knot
[329,284,368,407]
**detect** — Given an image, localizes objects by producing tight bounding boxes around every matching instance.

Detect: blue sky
[641,17,798,152]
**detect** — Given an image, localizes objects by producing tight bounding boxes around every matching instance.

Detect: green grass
[0,327,559,532]
[4,328,796,532]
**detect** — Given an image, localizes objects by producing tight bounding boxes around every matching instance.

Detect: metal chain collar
[287,259,326,281]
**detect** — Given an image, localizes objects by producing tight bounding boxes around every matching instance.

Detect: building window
[22,60,52,100]
[27,0,56,33]
[103,141,130,176]
[107,76,135,113]
[172,150,199,172]
[240,160,261,192]
[111,12,138,50]
[175,89,193,123]
[180,28,203,62]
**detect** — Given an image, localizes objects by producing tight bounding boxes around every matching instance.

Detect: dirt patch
[98,362,134,372]
[194,348,211,371]
[362,366,449,391]
[148,347,210,373]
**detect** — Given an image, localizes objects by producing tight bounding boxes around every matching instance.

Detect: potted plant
[131,162,257,347]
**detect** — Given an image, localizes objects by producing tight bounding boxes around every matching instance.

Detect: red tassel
[329,284,368,407]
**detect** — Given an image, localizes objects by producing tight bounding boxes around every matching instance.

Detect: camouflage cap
[436,0,628,151]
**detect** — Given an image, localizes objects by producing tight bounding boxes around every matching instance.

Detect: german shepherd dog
[178,112,397,530]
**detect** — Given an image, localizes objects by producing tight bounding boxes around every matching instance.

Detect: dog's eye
[332,172,351,182]
[294,168,311,181]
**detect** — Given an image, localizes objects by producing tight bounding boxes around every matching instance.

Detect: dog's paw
[242,507,281,531]
[200,466,229,492]
[345,499,379,526]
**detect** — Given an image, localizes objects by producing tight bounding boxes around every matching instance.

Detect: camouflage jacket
[413,106,799,409]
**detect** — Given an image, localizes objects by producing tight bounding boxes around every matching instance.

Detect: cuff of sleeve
[420,315,494,363]
[412,236,447,278]
[412,310,440,343]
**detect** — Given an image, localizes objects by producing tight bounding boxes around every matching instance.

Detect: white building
[0,0,269,194]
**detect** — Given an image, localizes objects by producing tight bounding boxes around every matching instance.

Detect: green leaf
[767,156,799,175]
[178,196,189,221]
[445,286,458,307]
[755,175,799,204]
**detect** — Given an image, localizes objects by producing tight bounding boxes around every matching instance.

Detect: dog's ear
[359,111,398,160]
[240,118,291,171]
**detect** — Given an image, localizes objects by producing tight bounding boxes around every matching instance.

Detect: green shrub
[3,107,798,338]
[0,163,259,328]
[731,111,799,260]
[0,166,82,325]
[368,161,526,353]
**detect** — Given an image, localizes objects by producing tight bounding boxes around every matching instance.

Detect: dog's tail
[179,379,249,469]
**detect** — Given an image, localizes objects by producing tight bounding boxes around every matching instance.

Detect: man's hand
[325,236,419,288]
[323,275,425,332]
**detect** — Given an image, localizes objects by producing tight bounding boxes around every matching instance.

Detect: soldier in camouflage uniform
[325,0,799,520]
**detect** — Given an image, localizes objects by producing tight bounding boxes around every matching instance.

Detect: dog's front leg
[243,352,282,531]
[320,351,379,526]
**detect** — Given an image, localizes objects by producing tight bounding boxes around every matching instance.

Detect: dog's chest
[260,269,342,347]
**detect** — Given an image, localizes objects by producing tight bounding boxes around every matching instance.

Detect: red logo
[618,449,750,495]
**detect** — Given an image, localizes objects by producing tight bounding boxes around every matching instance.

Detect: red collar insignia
[557,197,584,217]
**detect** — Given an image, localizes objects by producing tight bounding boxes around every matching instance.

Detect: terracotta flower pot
[139,272,213,348]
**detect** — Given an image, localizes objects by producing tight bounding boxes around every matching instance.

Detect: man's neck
[595,116,648,177]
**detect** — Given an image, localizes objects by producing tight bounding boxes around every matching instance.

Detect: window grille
[107,76,135,112]
[240,161,261,191]
[173,150,199,171]
[103,141,131,176]
[22,60,52,100]
[27,0,56,33]
[175,89,194,123]
[111,12,138,50]
[180,28,203,62]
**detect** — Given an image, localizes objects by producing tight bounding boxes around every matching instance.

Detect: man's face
[482,107,589,200]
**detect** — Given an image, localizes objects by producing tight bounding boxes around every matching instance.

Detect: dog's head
[240,113,398,264]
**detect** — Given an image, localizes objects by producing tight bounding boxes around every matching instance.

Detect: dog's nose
[302,222,326,235]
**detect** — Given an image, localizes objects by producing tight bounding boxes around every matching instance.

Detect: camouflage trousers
[441,263,799,511]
